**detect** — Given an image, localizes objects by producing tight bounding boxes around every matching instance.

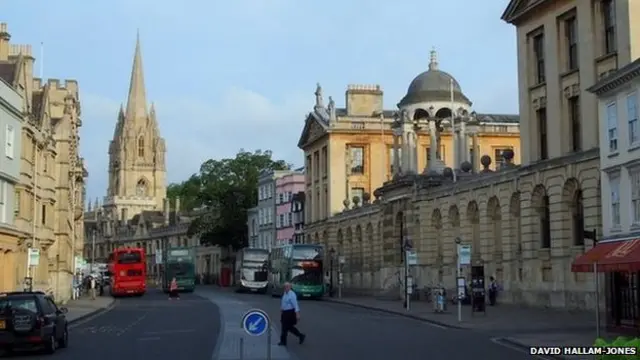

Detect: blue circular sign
[241,309,269,336]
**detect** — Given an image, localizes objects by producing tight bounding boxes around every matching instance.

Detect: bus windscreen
[292,247,323,260]
[244,251,269,262]
[117,252,142,264]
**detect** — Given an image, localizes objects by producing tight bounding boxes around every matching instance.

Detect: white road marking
[137,337,161,341]
[490,337,554,360]
[144,329,196,335]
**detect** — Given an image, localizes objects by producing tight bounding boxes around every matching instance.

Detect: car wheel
[44,334,57,354]
[58,327,69,348]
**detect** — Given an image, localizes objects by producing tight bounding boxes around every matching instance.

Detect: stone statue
[314,83,323,108]
[328,96,336,121]
[402,109,411,123]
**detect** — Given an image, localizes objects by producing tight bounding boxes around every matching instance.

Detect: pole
[28,141,39,285]
[381,113,386,181]
[70,166,76,300]
[266,325,272,360]
[405,249,410,311]
[90,230,96,273]
[594,262,600,339]
[457,244,462,322]
[239,336,244,360]
[338,260,342,299]
[450,78,457,183]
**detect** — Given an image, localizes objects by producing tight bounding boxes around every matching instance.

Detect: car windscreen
[117,252,142,264]
[0,297,38,313]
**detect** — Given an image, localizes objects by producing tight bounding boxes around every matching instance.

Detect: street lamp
[455,237,463,322]
[329,247,335,297]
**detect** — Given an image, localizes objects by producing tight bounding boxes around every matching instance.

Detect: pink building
[275,172,305,246]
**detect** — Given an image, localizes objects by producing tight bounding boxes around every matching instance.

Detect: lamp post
[455,237,463,323]
[329,247,335,297]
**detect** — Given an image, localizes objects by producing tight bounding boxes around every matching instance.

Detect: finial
[429,47,438,71]
[314,83,324,108]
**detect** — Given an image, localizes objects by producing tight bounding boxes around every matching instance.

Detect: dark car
[0,291,69,354]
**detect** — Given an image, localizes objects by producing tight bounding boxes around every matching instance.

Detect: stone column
[460,121,468,163]
[428,120,438,169]
[411,132,419,172]
[392,131,401,175]
[471,133,479,171]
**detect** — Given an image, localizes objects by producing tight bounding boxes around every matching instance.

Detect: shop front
[572,239,640,332]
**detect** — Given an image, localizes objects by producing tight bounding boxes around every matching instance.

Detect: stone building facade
[297,51,522,227]
[0,22,87,301]
[300,0,616,308]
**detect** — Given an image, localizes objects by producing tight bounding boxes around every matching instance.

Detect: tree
[187,149,290,250]
[166,174,203,211]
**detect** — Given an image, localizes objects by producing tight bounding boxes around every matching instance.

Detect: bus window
[292,247,323,260]
[117,252,142,264]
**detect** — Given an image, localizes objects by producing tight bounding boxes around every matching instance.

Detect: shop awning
[572,239,640,272]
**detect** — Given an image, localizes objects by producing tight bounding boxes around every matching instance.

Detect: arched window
[541,195,551,248]
[136,178,148,196]
[137,137,144,157]
[573,190,585,246]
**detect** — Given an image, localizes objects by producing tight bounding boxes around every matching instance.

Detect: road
[209,289,537,360]
[15,290,221,360]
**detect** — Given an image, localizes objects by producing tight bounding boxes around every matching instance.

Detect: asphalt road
[12,290,221,360]
[224,291,536,360]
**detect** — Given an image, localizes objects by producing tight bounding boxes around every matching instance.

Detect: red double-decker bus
[108,247,146,297]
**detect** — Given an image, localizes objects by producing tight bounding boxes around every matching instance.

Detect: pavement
[64,296,115,324]
[326,295,605,359]
[201,287,541,360]
[20,290,221,360]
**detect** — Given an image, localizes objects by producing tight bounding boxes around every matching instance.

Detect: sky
[3,0,518,202]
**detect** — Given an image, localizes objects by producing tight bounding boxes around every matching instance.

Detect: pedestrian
[488,276,499,306]
[169,277,180,300]
[72,274,80,300]
[89,276,96,300]
[278,282,305,346]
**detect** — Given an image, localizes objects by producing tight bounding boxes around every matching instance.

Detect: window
[321,146,328,176]
[610,176,621,227]
[14,190,19,216]
[288,212,292,226]
[565,17,578,71]
[278,193,283,204]
[572,190,585,246]
[306,155,312,182]
[533,33,546,84]
[540,195,551,248]
[41,204,46,225]
[569,96,581,151]
[287,192,292,202]
[137,137,144,157]
[537,109,548,160]
[602,0,616,54]
[313,151,320,180]
[494,148,513,169]
[4,125,14,159]
[631,169,640,225]
[259,186,263,201]
[277,214,283,228]
[0,181,5,223]
[350,146,364,174]
[628,93,639,145]
[351,187,364,205]
[607,103,618,152]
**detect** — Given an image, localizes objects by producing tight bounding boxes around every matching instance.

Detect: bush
[594,336,640,359]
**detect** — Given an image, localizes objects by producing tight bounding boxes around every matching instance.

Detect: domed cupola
[398,49,471,107]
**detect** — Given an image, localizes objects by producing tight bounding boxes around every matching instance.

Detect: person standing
[169,277,180,300]
[72,274,80,300]
[89,276,96,300]
[278,282,305,346]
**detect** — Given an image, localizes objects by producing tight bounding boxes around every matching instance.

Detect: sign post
[456,241,471,323]
[404,238,414,311]
[241,309,272,360]
[338,256,345,299]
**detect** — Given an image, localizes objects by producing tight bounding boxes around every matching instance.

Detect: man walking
[89,276,96,300]
[278,282,306,346]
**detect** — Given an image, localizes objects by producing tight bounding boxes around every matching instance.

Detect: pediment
[297,113,328,149]
[501,0,546,24]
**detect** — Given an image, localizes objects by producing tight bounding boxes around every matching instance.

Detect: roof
[587,57,640,96]
[0,62,16,84]
[501,0,548,24]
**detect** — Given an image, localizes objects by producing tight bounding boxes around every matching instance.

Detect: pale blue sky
[3,0,517,201]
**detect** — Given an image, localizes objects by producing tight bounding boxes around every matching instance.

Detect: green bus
[162,247,196,292]
[269,244,324,298]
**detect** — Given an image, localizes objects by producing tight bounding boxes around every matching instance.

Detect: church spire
[125,31,148,122]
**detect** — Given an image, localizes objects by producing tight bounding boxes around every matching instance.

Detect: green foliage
[594,336,640,359]
[175,149,290,250]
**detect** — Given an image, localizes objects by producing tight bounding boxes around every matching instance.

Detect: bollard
[239,337,244,360]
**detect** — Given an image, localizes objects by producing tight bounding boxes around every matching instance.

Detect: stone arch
[509,192,523,283]
[435,108,452,119]
[136,177,148,196]
[431,209,443,282]
[413,108,430,120]
[346,227,354,286]
[395,211,405,264]
[487,197,502,260]
[366,223,375,288]
[532,185,551,249]
[314,232,320,245]
[322,230,329,251]
[355,225,364,287]
[466,201,481,260]
[562,178,585,247]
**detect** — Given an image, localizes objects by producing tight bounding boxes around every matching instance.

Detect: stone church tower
[103,33,166,221]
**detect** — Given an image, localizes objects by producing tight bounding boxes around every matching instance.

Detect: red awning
[572,239,640,272]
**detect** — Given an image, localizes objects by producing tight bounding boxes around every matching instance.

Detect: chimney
[175,197,181,213]
[163,198,170,225]
[0,23,9,61]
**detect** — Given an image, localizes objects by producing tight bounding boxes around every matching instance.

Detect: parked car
[0,291,69,354]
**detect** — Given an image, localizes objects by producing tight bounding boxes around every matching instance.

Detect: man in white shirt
[89,276,96,300]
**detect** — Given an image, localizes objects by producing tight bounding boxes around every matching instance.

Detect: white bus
[234,248,269,293]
